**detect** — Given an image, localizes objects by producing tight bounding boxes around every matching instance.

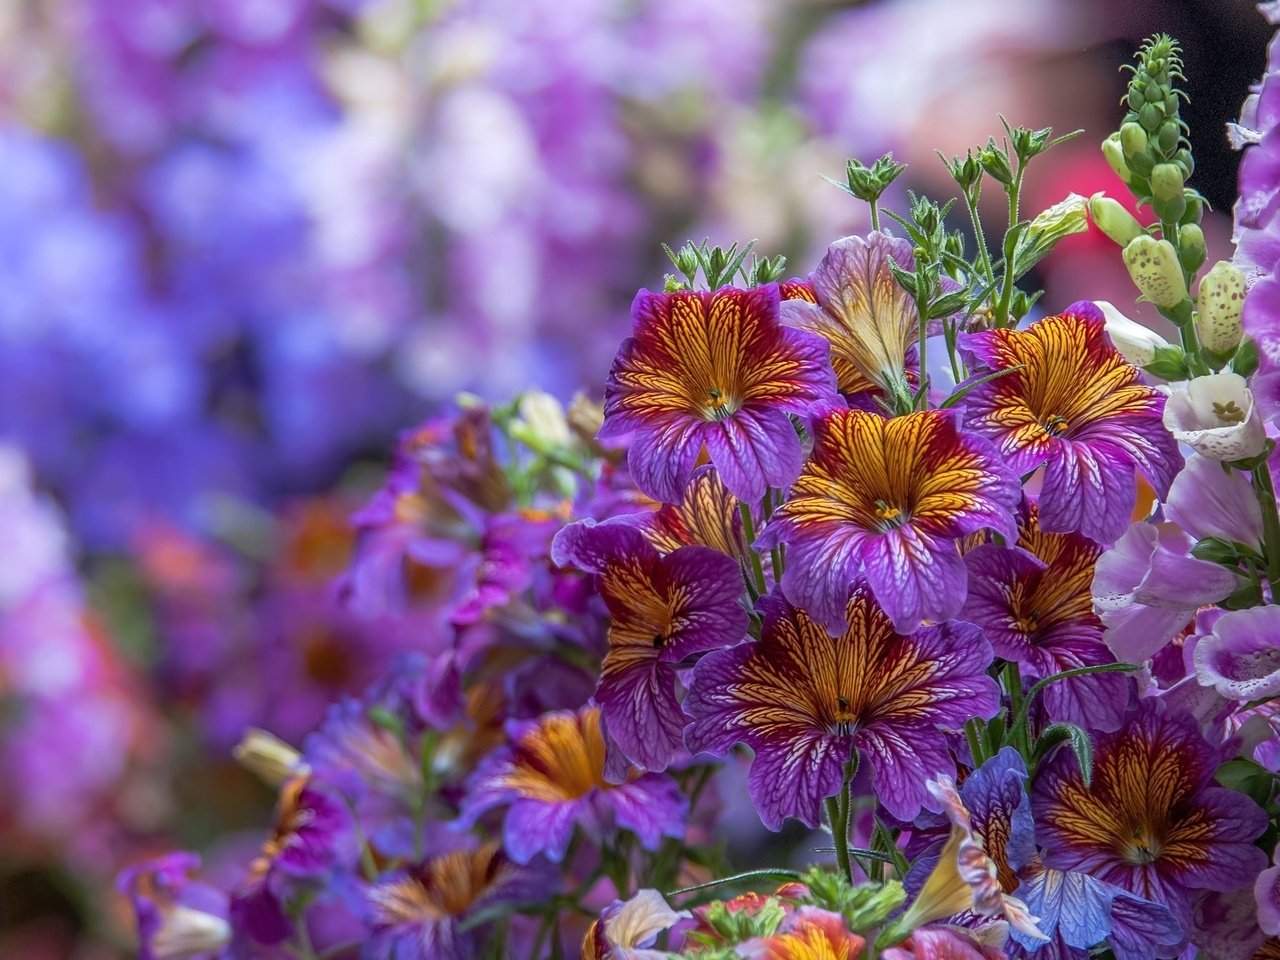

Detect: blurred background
[0,0,1265,955]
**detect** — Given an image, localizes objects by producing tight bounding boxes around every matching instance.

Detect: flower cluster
[116,15,1280,960]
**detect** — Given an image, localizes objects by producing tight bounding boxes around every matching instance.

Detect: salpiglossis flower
[551,521,748,772]
[600,283,838,504]
[961,503,1129,731]
[1033,699,1268,928]
[960,302,1181,544]
[684,587,999,827]
[761,408,1019,633]
[622,464,749,564]
[461,707,687,864]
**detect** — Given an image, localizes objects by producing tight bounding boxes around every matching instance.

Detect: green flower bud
[1150,163,1184,202]
[1088,193,1145,246]
[1129,152,1155,177]
[979,142,1013,185]
[1102,133,1133,183]
[1156,120,1181,155]
[1153,190,1187,224]
[1196,260,1247,353]
[1120,121,1149,158]
[1139,101,1164,133]
[1123,235,1189,308]
[1174,147,1195,180]
[1180,193,1204,224]
[1177,223,1207,273]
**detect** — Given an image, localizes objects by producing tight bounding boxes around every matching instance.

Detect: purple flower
[583,889,691,960]
[760,408,1020,634]
[599,284,838,504]
[1165,453,1265,550]
[461,707,687,864]
[551,520,748,772]
[1033,698,1268,929]
[961,503,1129,731]
[959,303,1181,544]
[118,852,232,960]
[1193,605,1280,701]
[1092,522,1239,663]
[1258,843,1280,936]
[684,587,999,827]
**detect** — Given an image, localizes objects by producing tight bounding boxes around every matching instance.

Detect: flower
[960,302,1182,543]
[961,503,1130,731]
[1163,373,1267,461]
[879,926,1005,960]
[1193,605,1280,701]
[1033,699,1268,928]
[1092,521,1239,663]
[1122,235,1189,309]
[582,889,690,960]
[1093,300,1170,366]
[118,853,231,960]
[461,707,687,864]
[1241,273,1280,424]
[364,842,547,960]
[599,284,837,504]
[1164,453,1265,550]
[1195,261,1247,354]
[621,464,749,564]
[684,587,999,827]
[1258,844,1280,937]
[738,907,866,960]
[779,231,920,398]
[761,407,1019,633]
[551,521,748,772]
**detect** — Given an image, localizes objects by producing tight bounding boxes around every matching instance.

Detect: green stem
[825,793,853,884]
[963,187,996,289]
[740,503,768,595]
[1003,661,1031,759]
[994,164,1025,329]
[870,198,881,232]
[965,717,988,767]
[1252,461,1280,601]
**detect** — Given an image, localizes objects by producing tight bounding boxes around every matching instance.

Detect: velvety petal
[1165,454,1265,548]
[961,543,1049,660]
[747,732,851,830]
[704,406,804,505]
[1027,629,1130,733]
[595,658,687,773]
[625,414,708,505]
[1039,439,1136,544]
[859,720,958,821]
[503,798,582,864]
[772,523,871,634]
[861,526,968,633]
[606,774,689,851]
[958,748,1036,879]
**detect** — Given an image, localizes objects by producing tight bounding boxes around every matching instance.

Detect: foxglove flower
[685,588,999,827]
[1094,300,1171,366]
[365,843,547,960]
[779,232,920,398]
[551,521,748,771]
[1258,844,1280,937]
[1163,373,1267,461]
[761,408,1019,633]
[960,302,1181,544]
[962,504,1129,731]
[600,284,837,503]
[1033,699,1268,928]
[462,707,687,864]
[1093,522,1238,663]
[1165,453,1265,550]
[1193,605,1280,702]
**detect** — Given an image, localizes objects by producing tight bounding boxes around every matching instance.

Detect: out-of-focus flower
[364,843,547,960]
[461,707,687,864]
[582,888,689,960]
[118,852,232,960]
[599,284,837,504]
[685,588,998,827]
[232,728,310,786]
[779,232,920,399]
[737,906,866,960]
[1093,300,1171,366]
[1123,236,1189,309]
[880,925,1006,960]
[1258,844,1280,937]
[1088,194,1145,248]
[1193,605,1280,701]
[962,503,1129,731]
[1196,261,1247,354]
[1163,373,1267,461]
[1033,699,1268,929]
[1093,521,1239,663]
[551,521,747,772]
[761,408,1020,634]
[960,302,1181,544]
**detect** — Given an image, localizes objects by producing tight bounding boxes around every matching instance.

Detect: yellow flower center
[1123,827,1164,865]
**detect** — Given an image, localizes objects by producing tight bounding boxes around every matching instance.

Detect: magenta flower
[684,587,999,827]
[461,707,687,864]
[760,408,1020,634]
[1165,453,1265,550]
[599,284,838,504]
[118,852,231,960]
[961,504,1129,731]
[1033,699,1268,929]
[960,303,1181,544]
[551,520,748,772]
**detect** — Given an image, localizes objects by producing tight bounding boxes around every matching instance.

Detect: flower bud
[1139,102,1164,133]
[1196,261,1247,353]
[1156,120,1181,155]
[516,387,572,448]
[1094,300,1171,365]
[1102,133,1132,183]
[979,142,1013,185]
[1088,193,1144,247]
[233,728,309,786]
[1150,163,1185,202]
[1120,121,1149,158]
[1177,223,1207,273]
[1123,235,1189,308]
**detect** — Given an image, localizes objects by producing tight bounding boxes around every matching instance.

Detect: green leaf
[1215,758,1277,807]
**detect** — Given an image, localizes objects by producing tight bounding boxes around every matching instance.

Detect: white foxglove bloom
[1094,301,1171,366]
[1162,372,1266,460]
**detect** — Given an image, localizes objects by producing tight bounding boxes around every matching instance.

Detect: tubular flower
[623,464,750,565]
[364,843,547,960]
[599,284,838,504]
[779,232,921,399]
[1033,699,1268,928]
[551,521,748,772]
[961,504,1130,731]
[461,707,687,864]
[960,302,1182,544]
[760,408,1020,634]
[684,588,999,827]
